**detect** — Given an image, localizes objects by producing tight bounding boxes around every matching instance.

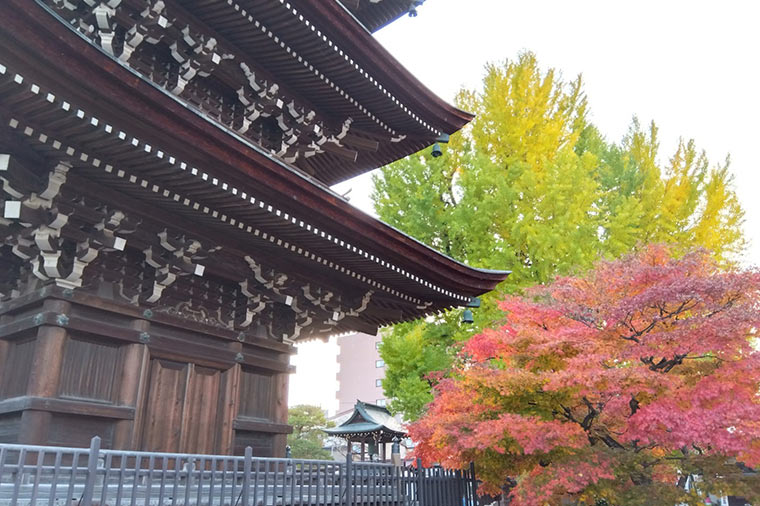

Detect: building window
[375,359,385,368]
[375,341,381,350]
[376,399,386,407]
[375,379,382,387]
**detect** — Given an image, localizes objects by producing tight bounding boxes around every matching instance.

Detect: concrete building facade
[336,333,386,415]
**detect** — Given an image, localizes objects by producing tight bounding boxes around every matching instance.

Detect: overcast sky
[291,0,760,413]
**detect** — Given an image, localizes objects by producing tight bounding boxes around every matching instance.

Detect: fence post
[80,436,101,506]
[391,437,402,467]
[242,446,252,506]
[416,458,425,506]
[469,462,478,506]
[344,449,353,506]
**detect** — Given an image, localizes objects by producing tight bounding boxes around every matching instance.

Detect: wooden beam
[0,396,135,420]
[0,153,45,194]
[0,286,296,355]
[232,418,293,434]
[320,141,358,161]
[341,134,379,152]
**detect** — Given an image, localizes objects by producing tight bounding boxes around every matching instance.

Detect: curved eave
[292,0,474,136]
[353,212,512,296]
[168,0,470,183]
[324,425,406,438]
[1,1,509,301]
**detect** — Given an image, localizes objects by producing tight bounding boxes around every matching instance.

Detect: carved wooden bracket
[237,279,267,328]
[141,229,219,303]
[240,256,375,340]
[1,157,132,291]
[151,275,236,329]
[43,0,372,167]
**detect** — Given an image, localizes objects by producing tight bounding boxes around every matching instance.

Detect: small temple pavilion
[0,0,510,456]
[325,401,406,462]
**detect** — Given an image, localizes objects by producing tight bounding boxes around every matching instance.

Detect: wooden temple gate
[0,0,509,458]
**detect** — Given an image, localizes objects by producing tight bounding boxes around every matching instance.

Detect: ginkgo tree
[373,52,746,421]
[409,245,760,506]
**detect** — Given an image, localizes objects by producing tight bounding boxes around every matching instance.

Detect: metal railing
[0,437,478,506]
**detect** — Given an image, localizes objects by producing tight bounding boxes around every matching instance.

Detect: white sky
[290,0,760,413]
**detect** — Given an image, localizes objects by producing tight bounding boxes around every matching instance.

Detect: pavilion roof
[324,401,406,439]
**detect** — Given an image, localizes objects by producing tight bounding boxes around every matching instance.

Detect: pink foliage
[511,457,616,505]
[409,246,760,503]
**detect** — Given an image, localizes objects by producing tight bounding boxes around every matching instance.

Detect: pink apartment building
[336,333,386,415]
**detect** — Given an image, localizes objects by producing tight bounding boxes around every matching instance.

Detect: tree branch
[641,353,687,373]
[620,300,696,343]
[629,396,640,416]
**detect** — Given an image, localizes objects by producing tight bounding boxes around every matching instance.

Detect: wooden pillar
[0,307,10,403]
[0,307,10,372]
[19,299,70,444]
[273,372,290,457]
[217,363,241,454]
[112,318,151,449]
[178,363,196,453]
[275,372,289,425]
[0,338,8,381]
[112,345,149,448]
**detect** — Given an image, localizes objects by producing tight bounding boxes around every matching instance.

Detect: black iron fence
[0,437,478,506]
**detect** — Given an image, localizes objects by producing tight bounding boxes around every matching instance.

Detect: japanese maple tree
[409,246,760,505]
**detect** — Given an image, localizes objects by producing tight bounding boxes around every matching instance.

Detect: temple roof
[0,0,510,341]
[324,401,406,439]
[38,0,469,186]
[179,0,470,184]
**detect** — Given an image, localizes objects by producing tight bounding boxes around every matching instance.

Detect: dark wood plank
[232,419,292,434]
[47,413,115,448]
[233,430,275,457]
[0,413,21,444]
[59,335,122,402]
[0,337,35,399]
[180,365,221,454]
[238,369,274,420]
[0,396,135,419]
[139,359,189,453]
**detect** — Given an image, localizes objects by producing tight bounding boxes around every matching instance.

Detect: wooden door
[181,366,221,454]
[140,359,223,453]
[140,360,189,453]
